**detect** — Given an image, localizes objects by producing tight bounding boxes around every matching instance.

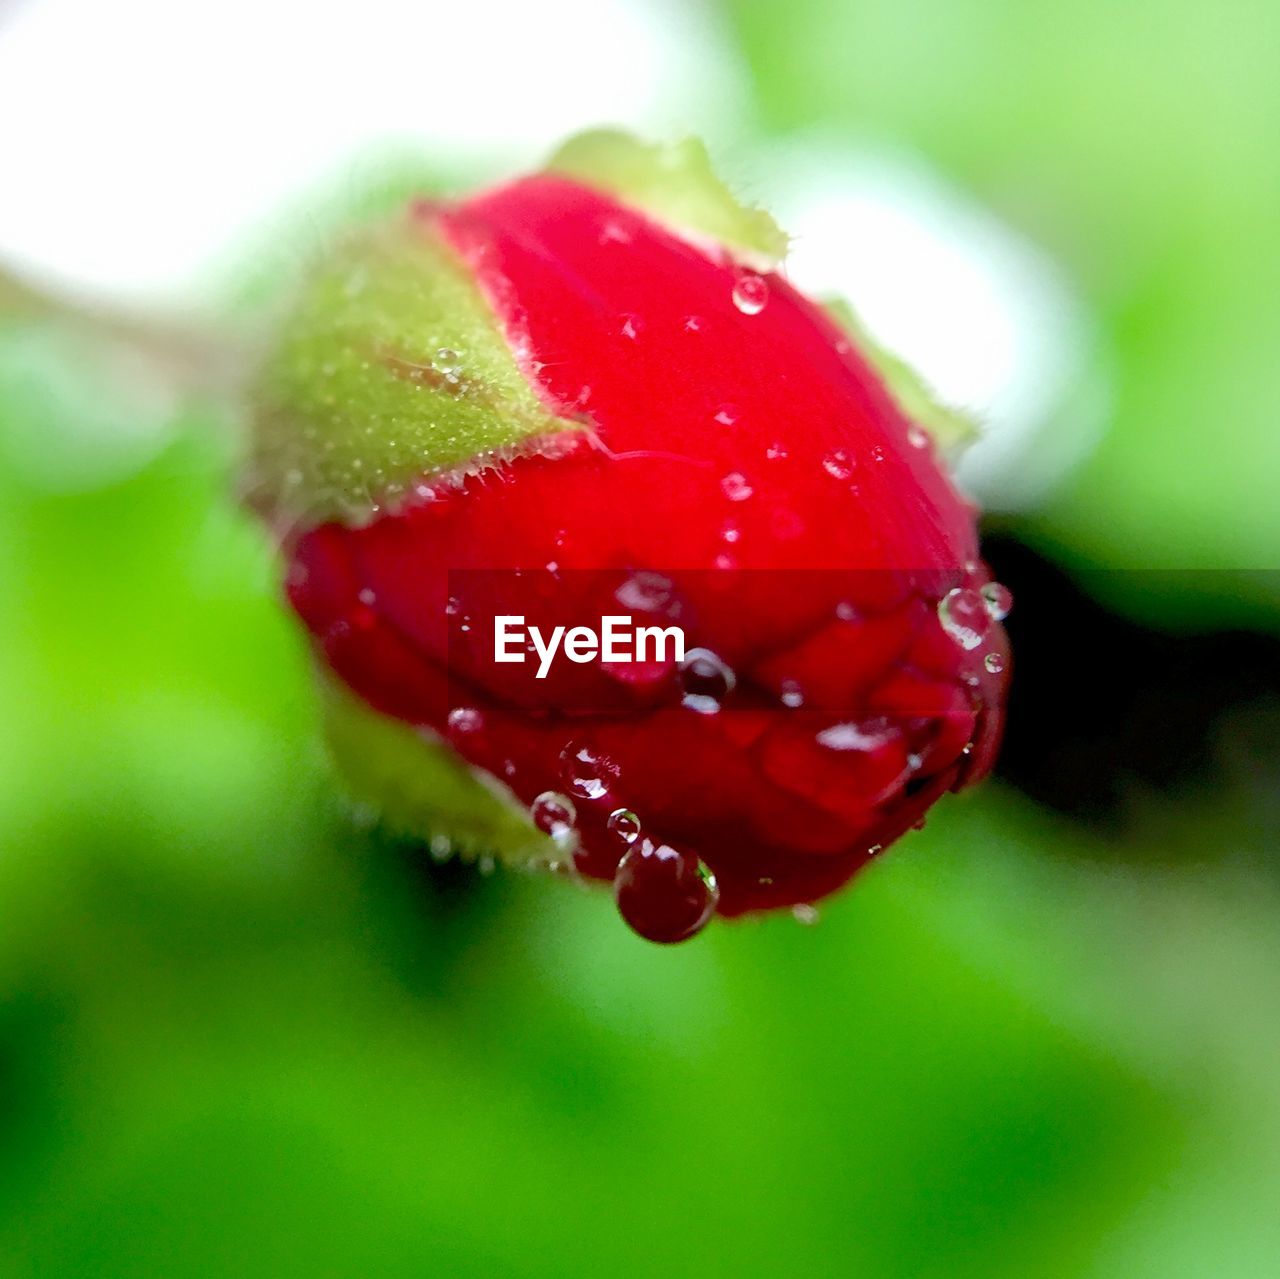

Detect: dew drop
[984,652,1006,674]
[721,471,754,502]
[558,741,620,800]
[531,791,576,843]
[792,904,820,926]
[907,424,930,450]
[981,581,1013,621]
[938,587,992,651]
[619,313,643,340]
[679,648,736,712]
[714,404,741,427]
[614,840,719,943]
[732,270,769,315]
[447,706,483,738]
[822,449,857,481]
[606,808,642,845]
[598,219,633,245]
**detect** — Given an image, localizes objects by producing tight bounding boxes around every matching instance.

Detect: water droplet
[616,571,679,618]
[679,648,736,712]
[559,741,619,800]
[868,843,884,855]
[447,706,483,737]
[721,521,741,544]
[822,449,857,481]
[598,219,633,245]
[429,834,452,863]
[907,424,930,450]
[981,581,1013,621]
[714,404,741,427]
[984,652,1006,674]
[871,444,886,463]
[732,270,769,315]
[793,904,820,926]
[938,587,992,651]
[606,808,642,845]
[357,587,376,606]
[816,719,897,752]
[721,472,754,502]
[780,682,805,708]
[435,347,462,384]
[614,839,719,943]
[445,596,461,616]
[531,791,576,843]
[619,313,643,340]
[683,315,704,332]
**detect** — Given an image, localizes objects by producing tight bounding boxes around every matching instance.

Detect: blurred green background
[2,1,1279,1275]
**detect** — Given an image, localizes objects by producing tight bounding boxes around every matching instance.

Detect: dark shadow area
[983,533,1280,838]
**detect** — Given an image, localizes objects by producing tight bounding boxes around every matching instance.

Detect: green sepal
[320,678,562,869]
[825,295,979,459]
[547,129,789,268]
[249,210,573,526]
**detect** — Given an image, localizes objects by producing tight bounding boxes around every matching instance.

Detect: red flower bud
[250,132,1010,942]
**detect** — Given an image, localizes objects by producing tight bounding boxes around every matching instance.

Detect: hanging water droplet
[614,839,719,943]
[721,472,754,502]
[531,791,576,843]
[822,449,857,481]
[606,808,642,845]
[732,270,769,315]
[981,581,1013,621]
[984,652,1006,674]
[938,587,992,651]
[559,741,619,800]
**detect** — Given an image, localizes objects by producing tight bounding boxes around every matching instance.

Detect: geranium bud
[249,130,1011,943]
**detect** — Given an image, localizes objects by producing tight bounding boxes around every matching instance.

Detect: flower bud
[250,131,1011,942]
